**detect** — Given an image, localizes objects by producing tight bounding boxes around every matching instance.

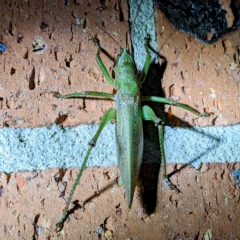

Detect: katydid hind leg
[141,105,178,191]
[56,108,116,230]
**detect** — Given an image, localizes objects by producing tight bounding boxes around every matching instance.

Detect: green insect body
[54,40,210,229]
[115,49,144,207]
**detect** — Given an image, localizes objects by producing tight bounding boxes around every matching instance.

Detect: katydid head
[116,47,134,67]
[89,16,135,68]
[115,27,135,66]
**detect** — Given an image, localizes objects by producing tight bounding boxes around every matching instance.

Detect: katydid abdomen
[115,92,143,208]
[114,49,144,208]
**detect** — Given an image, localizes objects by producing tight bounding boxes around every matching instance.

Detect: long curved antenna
[88,17,121,47]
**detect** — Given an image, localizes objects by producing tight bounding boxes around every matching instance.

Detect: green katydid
[53,37,210,228]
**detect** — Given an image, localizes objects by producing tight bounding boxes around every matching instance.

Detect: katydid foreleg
[139,36,152,85]
[56,107,116,229]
